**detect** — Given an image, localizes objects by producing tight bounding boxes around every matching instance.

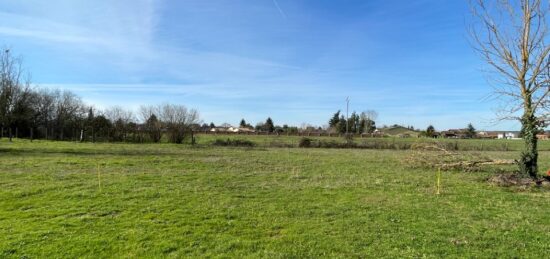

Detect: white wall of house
[497,132,518,139]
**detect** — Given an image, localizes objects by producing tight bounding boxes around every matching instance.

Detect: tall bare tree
[158,103,199,144]
[54,90,85,140]
[360,110,378,133]
[471,0,550,178]
[0,48,32,141]
[105,105,135,141]
[33,88,57,139]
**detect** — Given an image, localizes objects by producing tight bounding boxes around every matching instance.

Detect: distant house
[210,127,229,133]
[441,129,467,139]
[497,132,519,139]
[235,127,255,133]
[476,131,521,139]
[477,131,498,139]
[210,126,255,133]
[537,132,550,140]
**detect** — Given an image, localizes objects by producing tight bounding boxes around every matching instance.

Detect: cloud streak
[272,0,287,19]
[0,1,508,129]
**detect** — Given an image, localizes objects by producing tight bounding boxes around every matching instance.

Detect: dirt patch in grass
[487,173,550,189]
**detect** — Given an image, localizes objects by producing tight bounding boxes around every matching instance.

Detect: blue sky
[0,0,521,130]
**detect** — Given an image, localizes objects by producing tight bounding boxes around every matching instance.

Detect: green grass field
[196,133,550,151]
[1,138,550,258]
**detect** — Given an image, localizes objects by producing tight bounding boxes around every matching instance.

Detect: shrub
[298,137,313,148]
[212,138,255,147]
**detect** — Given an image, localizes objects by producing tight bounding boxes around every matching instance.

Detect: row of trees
[328,110,377,134]
[209,117,323,134]
[138,104,199,143]
[243,117,301,133]
[422,123,477,138]
[0,48,199,143]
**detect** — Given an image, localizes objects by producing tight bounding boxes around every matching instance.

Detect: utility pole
[345,96,350,134]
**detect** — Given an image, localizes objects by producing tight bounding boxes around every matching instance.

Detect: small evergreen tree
[349,112,358,133]
[145,114,162,143]
[337,115,347,134]
[329,110,341,128]
[265,117,275,133]
[466,123,476,138]
[425,125,435,138]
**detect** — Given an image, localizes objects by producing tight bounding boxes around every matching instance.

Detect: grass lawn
[1,139,550,258]
[195,133,550,151]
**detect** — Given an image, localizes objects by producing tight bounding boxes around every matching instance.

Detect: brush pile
[404,142,515,172]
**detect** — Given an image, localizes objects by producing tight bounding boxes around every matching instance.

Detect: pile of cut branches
[404,142,515,172]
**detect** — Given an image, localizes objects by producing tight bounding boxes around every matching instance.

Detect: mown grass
[0,139,549,258]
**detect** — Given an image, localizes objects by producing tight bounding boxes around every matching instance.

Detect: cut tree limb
[439,159,516,169]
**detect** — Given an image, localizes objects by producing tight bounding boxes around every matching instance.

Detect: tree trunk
[519,110,538,178]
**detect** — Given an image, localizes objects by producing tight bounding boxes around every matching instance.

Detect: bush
[212,138,255,147]
[298,137,313,148]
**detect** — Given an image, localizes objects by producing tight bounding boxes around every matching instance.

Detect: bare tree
[33,88,58,139]
[105,105,135,141]
[360,110,378,133]
[158,103,199,144]
[54,90,85,140]
[362,110,378,123]
[0,48,32,141]
[471,0,550,178]
[139,105,163,142]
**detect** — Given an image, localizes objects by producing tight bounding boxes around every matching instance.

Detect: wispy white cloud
[0,1,504,129]
[272,0,287,19]
[0,1,303,85]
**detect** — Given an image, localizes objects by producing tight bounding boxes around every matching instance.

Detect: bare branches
[139,103,200,144]
[471,0,550,122]
[472,0,549,177]
[0,47,32,130]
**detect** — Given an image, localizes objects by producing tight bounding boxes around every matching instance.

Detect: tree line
[0,48,199,143]
[328,110,377,134]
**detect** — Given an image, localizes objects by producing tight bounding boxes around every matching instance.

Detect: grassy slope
[0,139,549,258]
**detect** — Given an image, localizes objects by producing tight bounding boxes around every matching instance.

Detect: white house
[210,126,255,133]
[497,132,518,139]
